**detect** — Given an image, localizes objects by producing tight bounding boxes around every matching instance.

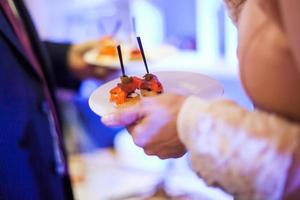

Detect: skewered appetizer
[136,36,163,96]
[109,76,142,107]
[140,73,163,97]
[97,21,122,58]
[129,48,143,61]
[98,36,118,58]
[109,38,164,108]
[109,45,142,108]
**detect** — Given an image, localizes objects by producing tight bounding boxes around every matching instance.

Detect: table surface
[68,131,233,200]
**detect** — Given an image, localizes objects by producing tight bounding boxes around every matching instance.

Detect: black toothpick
[136,36,149,74]
[117,45,126,77]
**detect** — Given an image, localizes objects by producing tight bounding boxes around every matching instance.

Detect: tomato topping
[109,76,142,105]
[141,74,163,93]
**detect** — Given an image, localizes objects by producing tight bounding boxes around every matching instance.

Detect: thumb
[101,105,142,127]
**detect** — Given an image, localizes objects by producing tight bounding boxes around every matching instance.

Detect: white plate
[89,71,224,117]
[84,45,177,69]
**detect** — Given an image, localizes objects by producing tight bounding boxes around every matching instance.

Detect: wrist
[177,96,209,144]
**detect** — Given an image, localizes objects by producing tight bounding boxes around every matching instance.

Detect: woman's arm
[101,92,300,199]
[178,97,300,200]
[223,0,247,25]
[279,0,300,74]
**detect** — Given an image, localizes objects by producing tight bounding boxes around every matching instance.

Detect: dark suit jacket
[0,0,74,199]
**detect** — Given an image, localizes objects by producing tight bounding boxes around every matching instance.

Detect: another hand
[67,40,120,80]
[102,93,187,159]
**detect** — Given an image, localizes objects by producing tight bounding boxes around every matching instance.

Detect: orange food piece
[99,46,117,57]
[99,35,113,44]
[98,36,118,57]
[109,76,142,105]
[110,86,127,105]
[130,49,142,61]
[132,76,142,88]
[141,74,163,93]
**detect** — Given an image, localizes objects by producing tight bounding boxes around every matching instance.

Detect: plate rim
[89,71,224,116]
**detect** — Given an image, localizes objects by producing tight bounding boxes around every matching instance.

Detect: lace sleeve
[177,96,300,200]
[224,0,247,25]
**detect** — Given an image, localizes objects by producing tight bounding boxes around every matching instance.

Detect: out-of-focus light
[196,0,221,62]
[130,0,165,47]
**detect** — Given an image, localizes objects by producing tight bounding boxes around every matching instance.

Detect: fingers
[103,95,187,160]
[125,109,186,159]
[128,114,162,147]
[141,137,186,159]
[140,141,186,159]
[101,105,142,127]
[144,150,185,160]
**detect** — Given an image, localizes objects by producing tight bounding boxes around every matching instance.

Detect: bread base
[114,95,140,108]
[141,89,159,97]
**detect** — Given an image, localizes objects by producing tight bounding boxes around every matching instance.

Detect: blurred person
[102,0,300,199]
[0,0,118,199]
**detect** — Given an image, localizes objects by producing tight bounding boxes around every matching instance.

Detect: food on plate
[109,38,163,108]
[134,37,163,96]
[109,73,164,107]
[140,73,164,97]
[109,45,142,108]
[109,75,142,107]
[129,48,142,61]
[99,35,114,45]
[97,36,118,58]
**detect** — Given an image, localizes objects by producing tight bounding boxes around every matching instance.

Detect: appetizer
[140,73,163,97]
[110,45,142,108]
[97,20,123,59]
[129,48,143,61]
[109,75,142,107]
[109,38,164,108]
[136,36,163,96]
[97,36,118,58]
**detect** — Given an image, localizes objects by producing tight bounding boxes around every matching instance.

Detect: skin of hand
[102,93,187,159]
[67,40,120,80]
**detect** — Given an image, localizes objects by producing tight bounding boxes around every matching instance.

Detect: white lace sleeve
[177,96,300,200]
[223,0,247,25]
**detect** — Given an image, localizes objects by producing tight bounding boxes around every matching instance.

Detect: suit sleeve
[177,96,300,200]
[43,41,81,90]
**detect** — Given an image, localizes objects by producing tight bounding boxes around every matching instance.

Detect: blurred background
[24,0,252,199]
